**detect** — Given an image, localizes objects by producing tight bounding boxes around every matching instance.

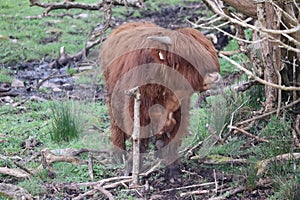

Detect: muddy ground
[0,1,273,199]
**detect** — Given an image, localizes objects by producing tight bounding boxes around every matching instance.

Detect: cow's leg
[111,122,127,164]
[156,101,190,182]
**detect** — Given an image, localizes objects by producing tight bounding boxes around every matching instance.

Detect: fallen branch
[228,125,269,143]
[42,148,86,165]
[29,0,143,15]
[257,153,300,176]
[140,160,161,177]
[180,189,210,197]
[0,91,18,97]
[73,184,115,200]
[36,73,70,89]
[207,186,244,200]
[237,97,300,126]
[0,167,30,178]
[94,185,114,200]
[0,183,33,200]
[161,182,216,193]
[38,148,87,178]
[53,175,132,195]
[192,154,248,165]
[50,147,110,156]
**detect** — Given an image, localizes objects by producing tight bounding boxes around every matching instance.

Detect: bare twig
[237,98,300,126]
[208,186,244,200]
[257,153,300,175]
[292,129,300,148]
[204,0,300,35]
[140,161,161,177]
[183,140,203,158]
[0,167,29,178]
[0,183,33,200]
[180,190,210,197]
[220,54,300,91]
[94,185,115,200]
[73,189,96,200]
[29,0,143,15]
[88,152,94,181]
[161,182,216,193]
[213,169,218,192]
[228,125,269,143]
[36,73,70,89]
[191,154,248,165]
[202,0,300,53]
[293,115,300,148]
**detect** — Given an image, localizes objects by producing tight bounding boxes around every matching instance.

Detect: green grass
[0,99,110,196]
[0,99,109,155]
[0,0,104,64]
[49,101,82,143]
[0,68,13,83]
[0,0,193,64]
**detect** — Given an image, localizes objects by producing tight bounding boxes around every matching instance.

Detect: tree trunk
[222,0,257,18]
[256,2,282,112]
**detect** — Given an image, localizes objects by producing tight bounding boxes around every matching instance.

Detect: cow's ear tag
[158,51,164,60]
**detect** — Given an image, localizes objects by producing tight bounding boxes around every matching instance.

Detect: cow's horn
[209,72,221,83]
[147,36,172,45]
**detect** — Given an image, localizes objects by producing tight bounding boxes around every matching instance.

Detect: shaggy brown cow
[100,22,220,180]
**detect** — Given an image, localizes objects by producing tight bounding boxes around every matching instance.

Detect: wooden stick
[161,182,216,193]
[88,152,94,181]
[219,53,300,91]
[94,185,115,200]
[257,153,300,175]
[292,115,300,148]
[180,190,210,197]
[228,125,269,143]
[0,167,29,178]
[125,86,141,187]
[237,98,300,126]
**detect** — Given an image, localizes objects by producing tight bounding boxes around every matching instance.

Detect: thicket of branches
[196,0,300,145]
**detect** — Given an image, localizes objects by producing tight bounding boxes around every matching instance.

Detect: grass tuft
[49,101,82,143]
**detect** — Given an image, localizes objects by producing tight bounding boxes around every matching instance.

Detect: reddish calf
[100,22,220,180]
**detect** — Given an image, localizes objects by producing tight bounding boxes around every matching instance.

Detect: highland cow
[100,22,220,180]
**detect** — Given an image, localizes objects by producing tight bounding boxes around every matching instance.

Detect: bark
[222,0,257,18]
[257,2,282,112]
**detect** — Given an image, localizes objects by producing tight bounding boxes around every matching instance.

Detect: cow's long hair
[100,22,220,176]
